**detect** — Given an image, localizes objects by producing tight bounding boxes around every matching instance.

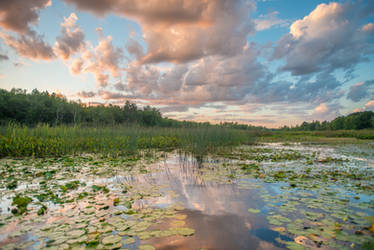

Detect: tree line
[279,111,374,131]
[1,88,372,130]
[0,88,266,130]
[0,88,169,127]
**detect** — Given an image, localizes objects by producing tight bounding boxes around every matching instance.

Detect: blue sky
[0,0,373,127]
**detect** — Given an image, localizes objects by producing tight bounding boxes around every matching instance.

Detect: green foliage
[0,88,161,127]
[0,88,266,131]
[6,180,17,190]
[280,111,374,131]
[113,198,120,206]
[0,124,255,158]
[260,129,374,141]
[362,240,374,250]
[37,204,47,216]
[92,185,110,193]
[11,195,32,215]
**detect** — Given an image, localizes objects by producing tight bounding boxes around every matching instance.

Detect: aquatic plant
[0,124,255,157]
[11,195,32,215]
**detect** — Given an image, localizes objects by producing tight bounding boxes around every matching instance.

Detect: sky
[0,0,373,128]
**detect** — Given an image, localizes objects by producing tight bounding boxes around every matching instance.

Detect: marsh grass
[258,130,374,143]
[0,124,255,157]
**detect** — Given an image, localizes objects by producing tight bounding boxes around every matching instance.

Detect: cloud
[354,99,374,112]
[57,0,368,126]
[64,0,256,64]
[0,0,55,61]
[114,81,126,91]
[0,30,55,61]
[311,102,342,121]
[248,71,343,104]
[13,61,26,67]
[347,80,374,102]
[0,54,8,61]
[272,2,374,75]
[314,103,328,114]
[159,105,190,113]
[95,73,110,87]
[126,38,144,60]
[125,44,266,105]
[98,90,126,100]
[69,58,84,75]
[254,11,288,31]
[77,91,96,98]
[107,45,344,115]
[54,13,85,60]
[366,100,374,108]
[0,0,51,34]
[76,28,124,87]
[362,23,374,33]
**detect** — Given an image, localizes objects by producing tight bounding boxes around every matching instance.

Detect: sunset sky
[0,0,373,127]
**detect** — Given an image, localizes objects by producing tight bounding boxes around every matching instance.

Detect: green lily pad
[248,208,261,214]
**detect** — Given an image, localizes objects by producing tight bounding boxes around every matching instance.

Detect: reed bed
[0,124,255,158]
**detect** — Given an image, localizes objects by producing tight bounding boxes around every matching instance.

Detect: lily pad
[248,208,261,214]
[125,237,136,244]
[138,245,156,250]
[66,229,85,238]
[102,234,122,245]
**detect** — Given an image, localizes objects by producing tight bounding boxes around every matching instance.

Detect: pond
[0,143,373,249]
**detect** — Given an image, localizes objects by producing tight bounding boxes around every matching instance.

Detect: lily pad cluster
[0,152,195,249]
[201,143,374,249]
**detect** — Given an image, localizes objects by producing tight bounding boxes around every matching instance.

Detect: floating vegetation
[11,195,32,215]
[248,208,261,214]
[199,143,374,248]
[0,152,195,249]
[0,142,373,249]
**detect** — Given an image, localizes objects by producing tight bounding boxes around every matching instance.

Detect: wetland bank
[0,126,374,249]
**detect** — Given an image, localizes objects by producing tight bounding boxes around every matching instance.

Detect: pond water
[118,155,288,249]
[0,143,373,249]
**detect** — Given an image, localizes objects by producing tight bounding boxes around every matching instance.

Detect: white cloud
[273,2,374,75]
[254,11,288,31]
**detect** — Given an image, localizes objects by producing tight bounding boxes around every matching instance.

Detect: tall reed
[0,124,255,158]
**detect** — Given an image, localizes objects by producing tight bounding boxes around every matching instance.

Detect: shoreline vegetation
[0,88,373,158]
[1,124,373,159]
[0,124,255,158]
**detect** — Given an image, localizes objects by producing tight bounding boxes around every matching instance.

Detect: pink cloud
[69,58,84,75]
[72,28,124,87]
[362,23,374,33]
[54,13,85,60]
[0,30,55,61]
[365,100,374,107]
[64,0,256,64]
[0,0,51,34]
[313,103,328,114]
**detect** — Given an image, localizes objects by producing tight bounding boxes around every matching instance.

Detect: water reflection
[124,155,284,249]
